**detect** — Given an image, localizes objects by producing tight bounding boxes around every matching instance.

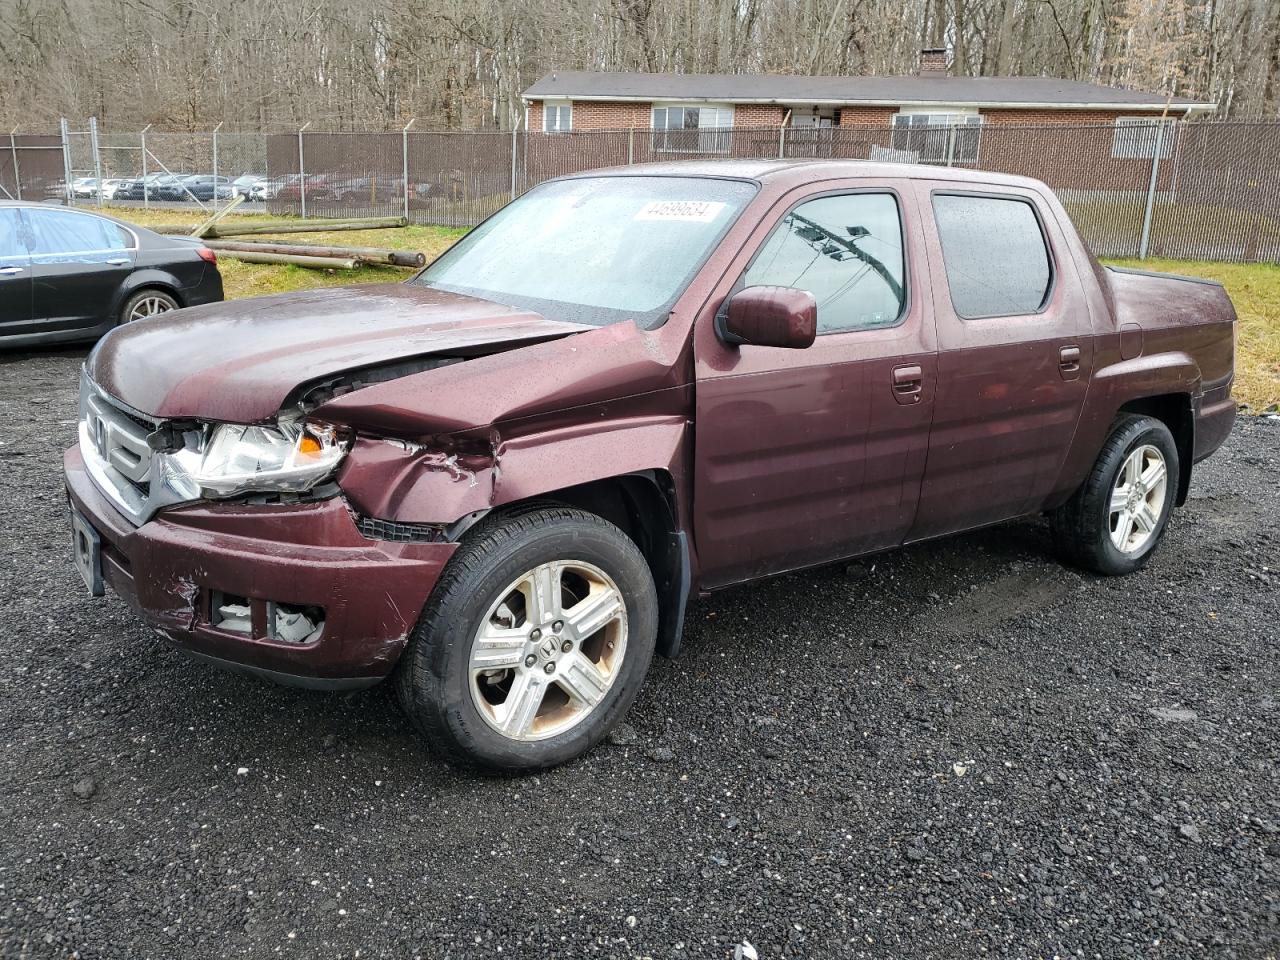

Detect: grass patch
[103,205,467,299]
[103,208,1279,411]
[1105,258,1280,411]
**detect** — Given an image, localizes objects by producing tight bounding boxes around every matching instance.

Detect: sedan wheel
[120,289,179,325]
[469,560,628,742]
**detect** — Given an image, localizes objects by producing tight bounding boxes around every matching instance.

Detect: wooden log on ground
[207,216,407,238]
[190,194,246,237]
[205,239,425,268]
[214,249,360,270]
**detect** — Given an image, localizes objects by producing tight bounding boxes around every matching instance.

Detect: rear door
[27,207,136,333]
[693,181,937,588]
[907,183,1095,541]
[0,209,33,332]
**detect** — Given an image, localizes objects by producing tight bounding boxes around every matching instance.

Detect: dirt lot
[1,347,1278,960]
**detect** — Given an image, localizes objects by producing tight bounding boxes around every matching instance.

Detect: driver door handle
[0,266,24,275]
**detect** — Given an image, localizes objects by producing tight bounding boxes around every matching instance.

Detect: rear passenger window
[0,210,27,260]
[743,192,906,334]
[932,194,1052,318]
[28,209,132,259]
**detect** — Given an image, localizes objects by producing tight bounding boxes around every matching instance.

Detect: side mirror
[715,285,817,350]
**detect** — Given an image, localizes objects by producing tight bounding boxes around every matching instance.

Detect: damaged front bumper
[65,444,457,689]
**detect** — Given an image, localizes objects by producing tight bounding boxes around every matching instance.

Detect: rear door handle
[892,364,923,404]
[1059,345,1081,380]
[0,266,24,275]
[105,257,131,266]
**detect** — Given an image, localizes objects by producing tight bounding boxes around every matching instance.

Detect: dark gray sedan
[0,202,224,348]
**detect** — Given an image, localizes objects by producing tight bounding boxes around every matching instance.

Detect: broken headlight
[167,416,349,499]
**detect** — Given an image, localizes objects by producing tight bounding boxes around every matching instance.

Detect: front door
[907,182,1095,542]
[26,207,135,334]
[0,208,32,332]
[693,183,937,589]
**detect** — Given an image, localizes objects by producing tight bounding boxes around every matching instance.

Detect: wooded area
[1,0,1277,130]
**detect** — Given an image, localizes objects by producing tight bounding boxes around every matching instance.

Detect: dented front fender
[337,408,691,525]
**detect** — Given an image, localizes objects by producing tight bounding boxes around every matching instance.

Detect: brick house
[521,49,1212,170]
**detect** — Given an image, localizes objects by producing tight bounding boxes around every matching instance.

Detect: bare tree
[0,0,1275,129]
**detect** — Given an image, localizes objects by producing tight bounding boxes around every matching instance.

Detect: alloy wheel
[127,296,174,322]
[1109,444,1168,553]
[468,560,628,742]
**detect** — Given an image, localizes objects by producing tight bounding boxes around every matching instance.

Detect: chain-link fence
[6,118,1280,263]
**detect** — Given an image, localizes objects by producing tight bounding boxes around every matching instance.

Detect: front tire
[396,505,658,771]
[1050,414,1179,575]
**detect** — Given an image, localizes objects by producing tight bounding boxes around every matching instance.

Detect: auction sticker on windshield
[634,200,727,222]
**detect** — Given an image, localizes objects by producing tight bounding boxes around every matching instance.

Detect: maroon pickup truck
[64,160,1236,770]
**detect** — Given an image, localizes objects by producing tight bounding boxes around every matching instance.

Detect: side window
[27,210,132,260]
[742,193,906,334]
[0,210,29,262]
[932,194,1052,318]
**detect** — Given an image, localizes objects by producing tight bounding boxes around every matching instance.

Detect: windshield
[414,176,757,328]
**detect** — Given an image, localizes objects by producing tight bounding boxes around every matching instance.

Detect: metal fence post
[402,117,416,221]
[59,118,73,201]
[211,121,222,207]
[297,121,311,218]
[140,124,151,208]
[89,117,103,206]
[1138,121,1167,260]
[8,126,20,200]
[510,121,519,200]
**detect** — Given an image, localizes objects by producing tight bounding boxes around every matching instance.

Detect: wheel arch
[467,472,691,659]
[1116,393,1194,506]
[116,271,185,318]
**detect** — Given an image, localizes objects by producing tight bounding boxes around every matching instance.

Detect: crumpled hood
[87,284,588,422]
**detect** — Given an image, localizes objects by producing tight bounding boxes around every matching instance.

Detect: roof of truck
[576,158,1047,190]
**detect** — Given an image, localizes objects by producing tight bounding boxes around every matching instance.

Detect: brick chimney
[919,47,949,76]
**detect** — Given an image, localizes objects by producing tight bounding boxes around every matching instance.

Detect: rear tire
[1050,414,1179,576]
[119,288,178,325]
[395,505,658,772]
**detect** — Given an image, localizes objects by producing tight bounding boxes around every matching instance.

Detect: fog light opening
[212,593,252,634]
[272,603,323,645]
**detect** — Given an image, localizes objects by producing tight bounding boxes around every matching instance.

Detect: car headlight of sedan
[163,416,350,499]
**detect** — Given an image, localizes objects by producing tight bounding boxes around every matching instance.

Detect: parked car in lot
[64,160,1236,771]
[151,175,234,202]
[114,174,183,201]
[230,174,265,200]
[270,174,333,202]
[0,201,222,348]
[70,178,101,199]
[99,178,127,200]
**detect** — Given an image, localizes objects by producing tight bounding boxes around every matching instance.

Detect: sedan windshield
[414,176,757,328]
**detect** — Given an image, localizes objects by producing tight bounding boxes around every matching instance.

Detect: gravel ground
[1,348,1278,960]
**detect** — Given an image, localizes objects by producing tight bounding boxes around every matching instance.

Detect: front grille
[79,375,160,525]
[355,515,443,543]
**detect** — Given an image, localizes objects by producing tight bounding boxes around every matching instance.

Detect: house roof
[522,71,1211,112]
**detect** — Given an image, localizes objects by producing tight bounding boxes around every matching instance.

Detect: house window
[1111,117,1175,159]
[652,104,735,153]
[891,112,983,164]
[543,103,572,132]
